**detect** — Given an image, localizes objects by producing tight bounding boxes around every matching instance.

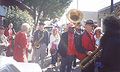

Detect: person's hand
[28,48,32,53]
[1,42,6,47]
[95,45,99,49]
[23,55,28,63]
[2,42,9,47]
[87,51,93,56]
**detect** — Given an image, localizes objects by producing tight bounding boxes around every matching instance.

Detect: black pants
[72,57,76,67]
[60,55,74,72]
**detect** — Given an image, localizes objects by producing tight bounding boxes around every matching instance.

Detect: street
[37,55,81,72]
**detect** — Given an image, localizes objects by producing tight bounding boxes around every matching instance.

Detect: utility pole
[110,0,114,14]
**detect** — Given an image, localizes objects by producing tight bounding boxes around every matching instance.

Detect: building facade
[98,1,120,28]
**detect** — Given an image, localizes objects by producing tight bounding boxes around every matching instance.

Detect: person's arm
[48,35,54,49]
[4,28,9,37]
[81,34,89,54]
[0,42,6,46]
[4,36,9,47]
[49,35,55,44]
[32,31,38,46]
[58,32,67,57]
[56,34,61,45]
[19,33,28,59]
[12,28,16,35]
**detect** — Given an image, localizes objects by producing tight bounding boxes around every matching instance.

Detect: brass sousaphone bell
[66,9,83,24]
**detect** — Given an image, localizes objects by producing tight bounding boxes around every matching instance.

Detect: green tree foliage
[4,7,34,32]
[23,0,72,24]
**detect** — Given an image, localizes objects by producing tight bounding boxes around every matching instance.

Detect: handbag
[50,43,57,55]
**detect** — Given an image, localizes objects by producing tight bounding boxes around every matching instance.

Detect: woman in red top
[13,23,30,62]
[4,23,16,56]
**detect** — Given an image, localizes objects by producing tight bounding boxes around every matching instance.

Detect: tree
[4,7,34,32]
[23,0,72,25]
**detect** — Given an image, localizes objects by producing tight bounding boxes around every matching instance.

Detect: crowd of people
[0,15,120,72]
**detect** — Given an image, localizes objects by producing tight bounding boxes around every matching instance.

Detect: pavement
[28,49,98,72]
[37,55,82,72]
[27,43,82,72]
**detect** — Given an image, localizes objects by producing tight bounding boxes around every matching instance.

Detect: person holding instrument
[79,20,96,72]
[58,9,84,72]
[32,22,49,67]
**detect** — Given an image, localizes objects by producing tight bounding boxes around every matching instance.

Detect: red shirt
[4,28,13,38]
[82,32,95,51]
[4,28,13,48]
[75,31,95,60]
[13,31,29,62]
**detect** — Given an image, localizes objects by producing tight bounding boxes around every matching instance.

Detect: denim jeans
[60,55,74,72]
[51,53,58,65]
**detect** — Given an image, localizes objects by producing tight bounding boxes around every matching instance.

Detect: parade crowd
[0,15,120,72]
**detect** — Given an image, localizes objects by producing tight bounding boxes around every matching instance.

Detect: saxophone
[80,47,102,70]
[33,31,44,49]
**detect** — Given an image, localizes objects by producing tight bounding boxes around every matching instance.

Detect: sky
[68,0,120,11]
[57,0,120,26]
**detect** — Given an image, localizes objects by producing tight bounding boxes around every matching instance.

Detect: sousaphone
[66,9,83,24]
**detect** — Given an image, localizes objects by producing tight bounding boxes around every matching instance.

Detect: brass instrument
[33,31,44,49]
[66,9,83,24]
[80,48,102,70]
